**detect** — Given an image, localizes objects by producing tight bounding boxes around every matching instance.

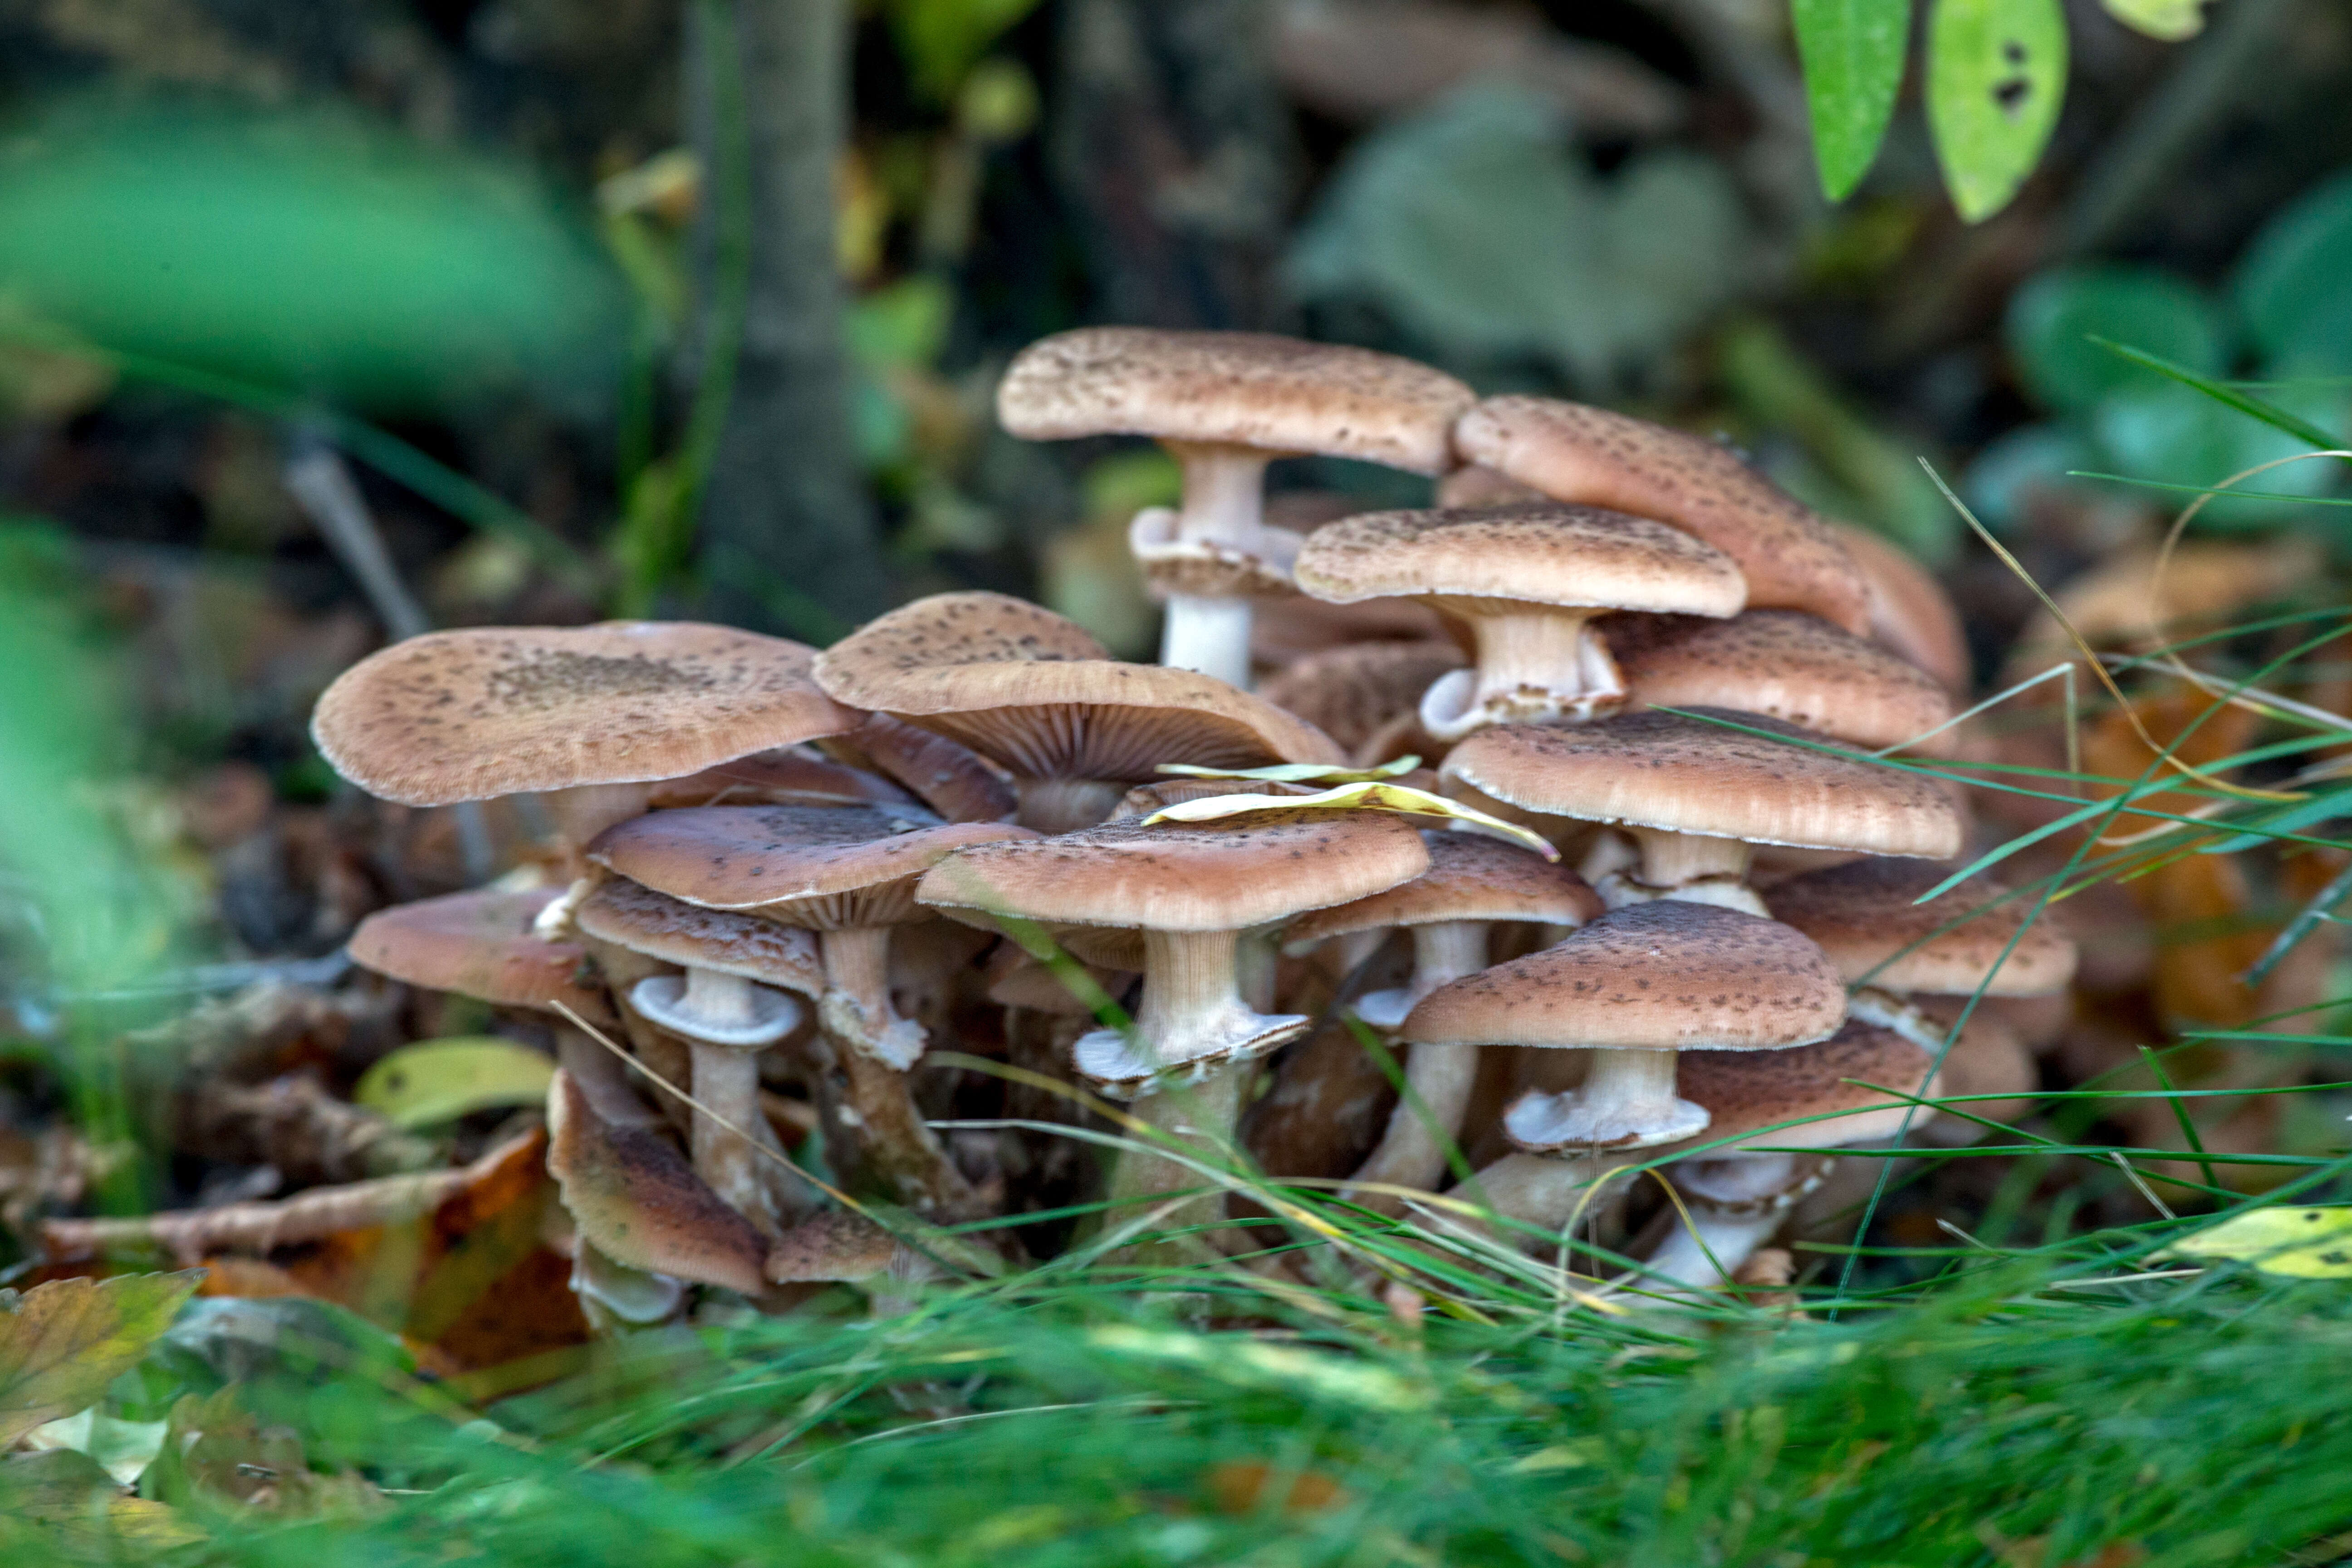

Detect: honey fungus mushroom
[997,328,1473,686]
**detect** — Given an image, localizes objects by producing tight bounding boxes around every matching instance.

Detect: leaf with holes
[1793,0,1914,200]
[2159,1206,2352,1278]
[1927,0,2067,222]
[0,1272,202,1447]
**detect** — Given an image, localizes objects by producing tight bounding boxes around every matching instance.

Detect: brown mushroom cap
[1763,858,2078,996]
[1609,609,1955,754]
[1403,901,1845,1052]
[996,328,1475,473]
[1284,831,1601,947]
[1248,593,1453,666]
[545,1069,770,1294]
[588,805,1037,929]
[838,713,1019,823]
[648,747,919,810]
[763,1208,902,1284]
[311,623,863,806]
[1452,397,1871,635]
[574,877,826,995]
[348,887,610,1021]
[915,811,1431,932]
[1663,1019,1937,1152]
[1257,641,1469,757]
[813,592,1345,779]
[1439,710,1962,858]
[984,942,1135,1016]
[1294,503,1745,617]
[1830,522,1972,695]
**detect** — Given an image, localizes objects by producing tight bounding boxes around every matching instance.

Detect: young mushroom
[347,886,617,1028]
[1828,521,1973,697]
[1282,833,1602,1203]
[996,328,1474,686]
[813,592,1345,832]
[1451,395,1872,636]
[1607,609,1956,755]
[916,810,1431,1237]
[573,877,825,1233]
[310,622,862,875]
[1293,504,1745,741]
[1440,710,1962,915]
[588,804,1033,1218]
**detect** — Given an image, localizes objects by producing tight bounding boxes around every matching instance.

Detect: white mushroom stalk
[1593,828,1767,916]
[1154,442,1282,689]
[629,967,801,1230]
[1504,1048,1711,1152]
[1638,1152,1831,1294]
[812,925,982,1222]
[1344,919,1490,1198]
[1417,605,1627,741]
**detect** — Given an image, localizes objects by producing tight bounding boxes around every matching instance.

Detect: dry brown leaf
[0,1272,202,1447]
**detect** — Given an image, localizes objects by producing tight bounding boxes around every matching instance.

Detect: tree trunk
[686,0,892,637]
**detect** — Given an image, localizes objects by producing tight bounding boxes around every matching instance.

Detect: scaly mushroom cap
[841,713,1019,823]
[996,327,1475,473]
[1439,710,1962,858]
[311,623,863,806]
[1609,609,1955,754]
[545,1069,770,1294]
[764,1208,903,1284]
[1284,831,1601,947]
[649,747,919,810]
[1764,858,2078,997]
[1258,642,1469,756]
[813,592,1345,779]
[574,877,826,995]
[1830,522,1972,695]
[916,811,1431,933]
[1402,901,1845,1052]
[1663,1019,1939,1152]
[348,887,610,1021]
[588,805,1037,929]
[1294,503,1745,617]
[1453,397,1871,635]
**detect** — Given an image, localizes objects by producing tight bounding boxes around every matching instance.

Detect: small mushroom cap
[1439,710,1963,858]
[574,877,826,995]
[1401,901,1845,1052]
[348,887,610,1021]
[840,713,1019,823]
[1294,503,1746,617]
[813,592,1345,779]
[1453,397,1871,635]
[1436,464,1544,507]
[648,747,919,810]
[916,811,1431,932]
[1763,858,2078,996]
[983,942,1134,1015]
[1609,609,1955,754]
[589,805,1038,929]
[1284,831,1601,947]
[1830,522,1972,695]
[1258,640,1469,756]
[763,1208,902,1283]
[1663,1019,1939,1152]
[996,327,1474,473]
[545,1068,770,1294]
[312,623,863,806]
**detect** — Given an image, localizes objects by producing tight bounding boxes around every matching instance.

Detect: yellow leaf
[0,1272,202,1448]
[1139,781,1559,861]
[354,1038,556,1129]
[2158,1206,2352,1278]
[1157,756,1421,785]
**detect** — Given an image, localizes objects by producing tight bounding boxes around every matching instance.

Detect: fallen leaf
[1205,1460,1350,1514]
[1140,781,1557,859]
[0,1272,202,1446]
[0,1448,207,1549]
[2160,1207,2352,1278]
[1158,757,1421,785]
[19,1405,171,1486]
[149,1386,379,1515]
[354,1037,557,1128]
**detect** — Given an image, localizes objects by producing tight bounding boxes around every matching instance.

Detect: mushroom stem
[1016,778,1126,834]
[1418,606,1625,740]
[1160,593,1255,689]
[684,965,756,1028]
[815,926,979,1218]
[1106,1069,1244,1245]
[686,1041,776,1232]
[1444,1151,1636,1245]
[1502,1047,1710,1152]
[1348,921,1490,1203]
[542,782,656,873]
[1600,828,1765,915]
[1639,1153,1804,1292]
[1159,441,1275,685]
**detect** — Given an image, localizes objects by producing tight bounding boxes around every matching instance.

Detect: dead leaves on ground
[0,1271,201,1447]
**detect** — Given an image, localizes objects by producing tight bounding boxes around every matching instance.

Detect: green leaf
[2006,266,2229,414]
[0,1273,202,1447]
[354,1038,557,1129]
[1792,0,1913,200]
[2101,0,2212,39]
[2158,1206,2352,1277]
[1927,0,2068,222]
[2233,169,2352,373]
[2087,336,2347,452]
[887,0,1045,103]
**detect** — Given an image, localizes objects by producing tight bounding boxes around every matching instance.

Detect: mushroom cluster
[313,326,2074,1312]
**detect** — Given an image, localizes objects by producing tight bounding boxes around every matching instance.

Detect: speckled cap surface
[1439,710,1962,857]
[1609,609,1955,753]
[1294,503,1745,617]
[996,328,1474,473]
[814,592,1344,781]
[1662,1019,1939,1152]
[1454,397,1871,634]
[1284,831,1601,947]
[575,877,826,995]
[1764,858,2077,996]
[1832,521,1972,694]
[648,748,918,810]
[1258,641,1468,756]
[917,810,1430,932]
[588,804,1036,929]
[312,622,862,806]
[1401,900,1845,1051]
[349,887,610,1021]
[546,1069,770,1294]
